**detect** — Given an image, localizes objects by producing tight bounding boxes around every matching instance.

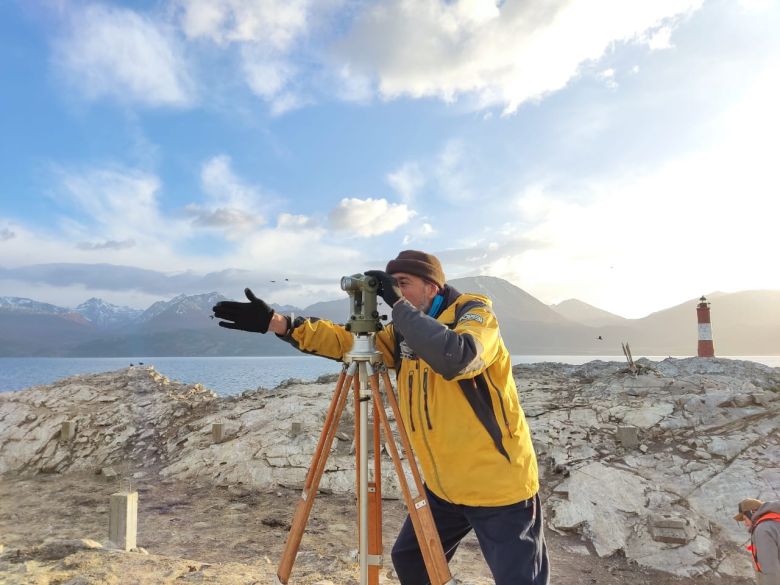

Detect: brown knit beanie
[386,250,446,288]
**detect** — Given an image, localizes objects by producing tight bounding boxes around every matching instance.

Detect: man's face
[392,272,439,312]
[742,516,753,530]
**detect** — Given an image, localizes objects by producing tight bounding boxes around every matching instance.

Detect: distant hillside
[0,312,94,356]
[550,299,629,327]
[1,286,778,356]
[626,290,780,355]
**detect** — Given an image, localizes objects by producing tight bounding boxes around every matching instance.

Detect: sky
[0,0,778,319]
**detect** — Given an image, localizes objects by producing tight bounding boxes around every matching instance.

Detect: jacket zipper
[423,368,433,430]
[416,362,450,500]
[407,370,415,432]
[485,370,514,438]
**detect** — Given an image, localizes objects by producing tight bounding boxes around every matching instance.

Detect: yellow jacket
[283,286,539,506]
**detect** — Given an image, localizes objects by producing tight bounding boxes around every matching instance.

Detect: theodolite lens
[340,274,377,292]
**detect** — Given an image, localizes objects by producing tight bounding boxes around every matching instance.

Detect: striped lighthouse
[696,296,715,357]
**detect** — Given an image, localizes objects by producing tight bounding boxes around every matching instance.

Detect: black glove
[212,288,274,333]
[364,270,402,306]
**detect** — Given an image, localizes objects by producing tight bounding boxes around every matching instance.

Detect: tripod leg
[277,366,353,584]
[371,368,454,585]
[354,373,361,506]
[368,399,382,585]
[353,364,382,585]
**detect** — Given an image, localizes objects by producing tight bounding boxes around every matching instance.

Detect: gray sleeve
[755,524,780,583]
[391,300,484,380]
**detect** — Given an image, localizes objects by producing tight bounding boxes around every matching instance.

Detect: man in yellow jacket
[213,250,549,585]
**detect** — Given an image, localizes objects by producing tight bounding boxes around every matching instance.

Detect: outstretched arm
[213,288,290,334]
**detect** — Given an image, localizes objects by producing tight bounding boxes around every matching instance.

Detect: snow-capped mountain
[0,296,71,315]
[137,292,227,325]
[74,298,143,329]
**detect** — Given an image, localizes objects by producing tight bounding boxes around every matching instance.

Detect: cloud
[387,162,425,204]
[435,140,473,203]
[0,228,15,241]
[189,155,271,231]
[241,49,296,98]
[184,206,264,230]
[328,198,415,237]
[333,65,374,103]
[76,239,136,251]
[336,0,703,113]
[201,155,260,208]
[599,68,618,89]
[646,26,674,50]
[277,213,318,230]
[54,3,193,107]
[176,0,309,50]
[176,0,319,113]
[58,167,167,238]
[402,222,436,245]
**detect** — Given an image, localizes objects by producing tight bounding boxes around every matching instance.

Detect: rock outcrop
[522,358,780,578]
[1,358,778,579]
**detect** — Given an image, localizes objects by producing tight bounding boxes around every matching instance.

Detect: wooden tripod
[275,334,455,585]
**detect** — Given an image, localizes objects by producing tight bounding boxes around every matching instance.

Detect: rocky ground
[1,357,778,584]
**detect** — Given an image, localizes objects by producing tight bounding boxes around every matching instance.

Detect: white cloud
[435,140,473,203]
[58,167,167,238]
[54,4,193,107]
[176,0,317,113]
[329,198,415,237]
[599,67,618,89]
[737,0,774,11]
[646,26,674,50]
[241,50,296,98]
[176,0,309,50]
[402,222,436,245]
[333,65,374,103]
[76,239,136,251]
[387,162,425,204]
[337,0,703,113]
[187,155,273,231]
[201,155,262,210]
[0,228,15,241]
[184,205,264,230]
[277,213,318,230]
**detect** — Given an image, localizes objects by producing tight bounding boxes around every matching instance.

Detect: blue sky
[1,0,778,318]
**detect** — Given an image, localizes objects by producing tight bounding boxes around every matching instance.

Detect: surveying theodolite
[275,273,455,585]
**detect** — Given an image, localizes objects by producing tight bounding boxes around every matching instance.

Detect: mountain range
[1,277,778,357]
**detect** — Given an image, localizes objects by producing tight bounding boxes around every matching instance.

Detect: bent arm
[274,316,353,361]
[391,300,500,380]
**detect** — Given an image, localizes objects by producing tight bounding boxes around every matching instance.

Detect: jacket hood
[755,500,780,520]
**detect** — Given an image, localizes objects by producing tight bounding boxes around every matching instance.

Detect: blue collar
[427,294,444,318]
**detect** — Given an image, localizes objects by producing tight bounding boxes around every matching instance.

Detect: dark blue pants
[391,487,549,585]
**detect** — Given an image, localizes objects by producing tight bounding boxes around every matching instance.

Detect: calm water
[1,355,778,396]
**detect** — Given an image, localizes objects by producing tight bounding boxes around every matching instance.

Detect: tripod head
[340,274,385,335]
